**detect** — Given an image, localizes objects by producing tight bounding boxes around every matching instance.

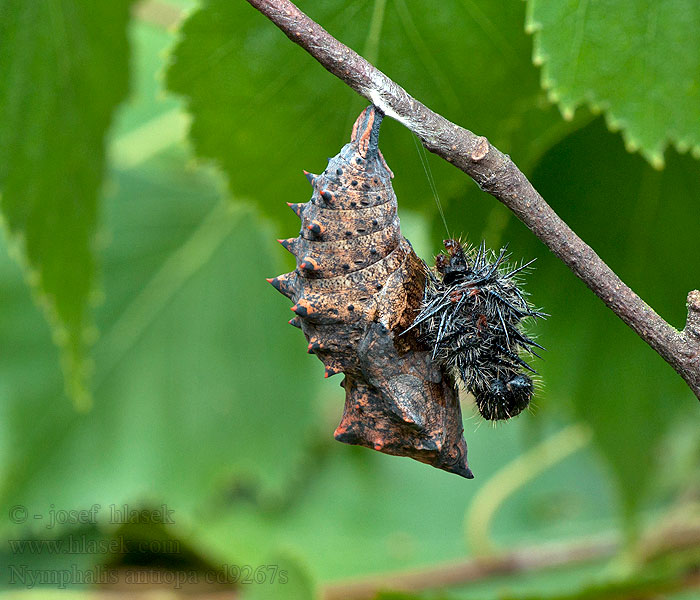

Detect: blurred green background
[1,1,698,598]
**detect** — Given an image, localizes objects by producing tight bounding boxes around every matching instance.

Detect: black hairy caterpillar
[408,239,545,421]
[268,106,473,478]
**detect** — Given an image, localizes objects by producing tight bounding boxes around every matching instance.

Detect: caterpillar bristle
[415,239,544,422]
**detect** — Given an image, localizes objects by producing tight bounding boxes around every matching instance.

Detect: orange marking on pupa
[299,257,320,272]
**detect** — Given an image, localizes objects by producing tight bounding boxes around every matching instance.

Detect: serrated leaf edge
[0,210,94,411]
[524,1,700,170]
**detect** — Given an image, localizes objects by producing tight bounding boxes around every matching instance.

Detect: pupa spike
[290,299,313,318]
[288,317,302,328]
[266,276,283,292]
[324,365,341,378]
[277,238,297,254]
[307,220,324,236]
[287,202,304,218]
[303,170,317,185]
[299,257,320,272]
[320,190,333,203]
[307,339,322,354]
[267,273,297,299]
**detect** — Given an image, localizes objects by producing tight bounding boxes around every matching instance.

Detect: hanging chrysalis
[268,105,544,477]
[268,106,473,478]
[408,240,545,421]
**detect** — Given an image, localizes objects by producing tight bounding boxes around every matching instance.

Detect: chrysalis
[268,106,473,478]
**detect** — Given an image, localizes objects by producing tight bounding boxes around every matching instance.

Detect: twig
[321,523,700,600]
[244,0,700,399]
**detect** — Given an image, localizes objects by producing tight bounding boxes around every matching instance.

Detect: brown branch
[245,0,700,399]
[322,538,617,600]
[321,524,700,599]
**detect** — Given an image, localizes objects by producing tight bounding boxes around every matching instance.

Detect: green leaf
[165,0,583,228]
[0,8,325,559]
[526,0,700,168]
[0,525,111,588]
[0,12,327,525]
[242,551,319,600]
[0,148,325,529]
[186,415,616,584]
[0,0,134,408]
